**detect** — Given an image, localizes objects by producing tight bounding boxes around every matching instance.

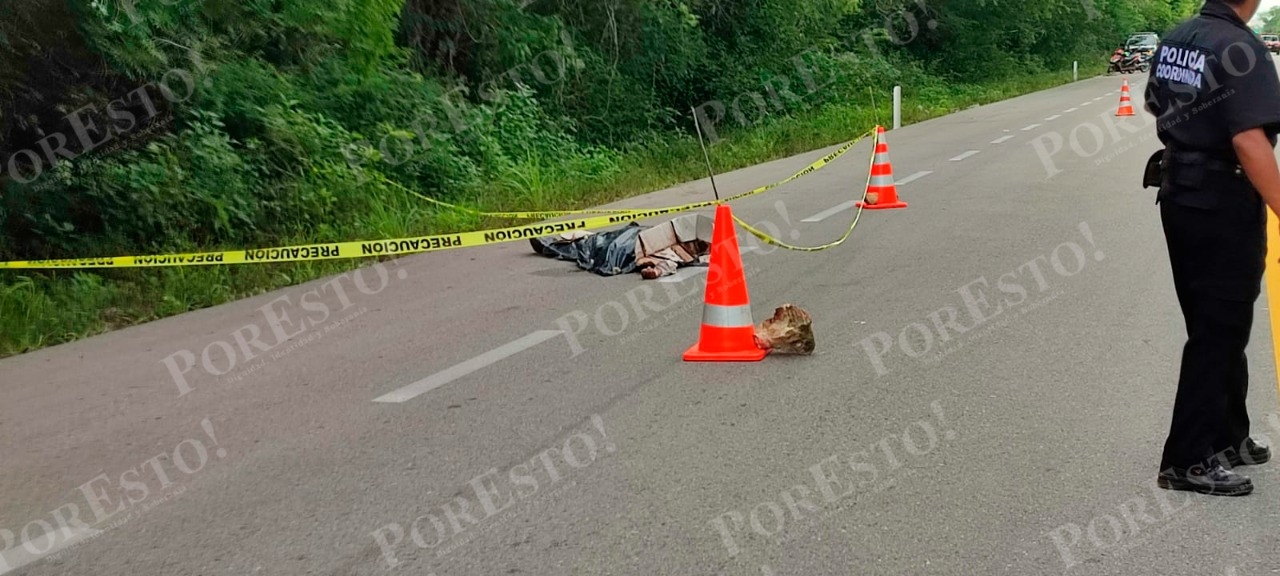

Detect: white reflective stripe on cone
[869,174,895,187]
[702,303,754,328]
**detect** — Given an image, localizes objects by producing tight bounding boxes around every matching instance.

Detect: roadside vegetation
[1260,6,1280,34]
[0,0,1198,356]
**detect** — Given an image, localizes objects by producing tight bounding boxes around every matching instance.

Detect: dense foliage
[0,0,1197,353]
[1261,6,1280,34]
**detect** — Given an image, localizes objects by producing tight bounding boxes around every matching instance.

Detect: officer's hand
[1236,129,1280,221]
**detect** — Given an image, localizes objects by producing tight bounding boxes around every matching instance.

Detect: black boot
[1158,464,1253,496]
[1223,438,1272,467]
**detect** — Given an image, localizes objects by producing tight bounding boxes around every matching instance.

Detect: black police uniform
[1144,0,1280,493]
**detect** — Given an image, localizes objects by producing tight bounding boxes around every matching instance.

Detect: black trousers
[1158,174,1266,471]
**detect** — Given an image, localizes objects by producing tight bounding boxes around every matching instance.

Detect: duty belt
[1164,148,1244,177]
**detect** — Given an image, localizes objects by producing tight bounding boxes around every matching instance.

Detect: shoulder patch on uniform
[1155,45,1206,88]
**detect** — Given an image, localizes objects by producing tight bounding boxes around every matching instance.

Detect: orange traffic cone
[855,126,908,210]
[1116,78,1136,117]
[683,204,768,362]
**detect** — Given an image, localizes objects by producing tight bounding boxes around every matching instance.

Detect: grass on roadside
[0,65,1105,357]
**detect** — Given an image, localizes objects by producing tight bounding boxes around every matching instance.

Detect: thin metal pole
[691,106,721,201]
[869,88,879,127]
[893,86,902,130]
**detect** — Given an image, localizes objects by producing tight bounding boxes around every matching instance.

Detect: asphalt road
[4,68,1280,576]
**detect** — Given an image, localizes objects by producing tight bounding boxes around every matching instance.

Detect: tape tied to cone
[684,203,767,362]
[855,126,907,211]
[1,130,877,269]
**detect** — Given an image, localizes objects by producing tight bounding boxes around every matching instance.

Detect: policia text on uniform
[1143,0,1280,497]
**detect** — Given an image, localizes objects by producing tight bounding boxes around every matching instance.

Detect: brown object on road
[754,304,815,355]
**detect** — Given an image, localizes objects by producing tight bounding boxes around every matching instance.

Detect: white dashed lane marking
[372,237,748,400]
[801,171,931,223]
[896,171,932,186]
[1022,124,1041,131]
[374,330,564,403]
[802,202,856,223]
[0,527,103,574]
[950,150,980,162]
[991,135,1016,144]
[1045,115,1061,121]
[1065,107,1078,113]
[658,266,708,283]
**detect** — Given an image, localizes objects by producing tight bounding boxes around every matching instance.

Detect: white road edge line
[991,135,1016,144]
[1021,124,1041,131]
[1045,115,1061,121]
[374,330,564,403]
[950,150,980,162]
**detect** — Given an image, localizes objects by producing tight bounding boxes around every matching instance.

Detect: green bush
[0,0,1198,354]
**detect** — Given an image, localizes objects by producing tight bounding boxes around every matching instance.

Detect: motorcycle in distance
[1109,47,1152,75]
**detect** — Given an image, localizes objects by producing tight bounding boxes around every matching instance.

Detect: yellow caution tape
[0,130,873,269]
[396,129,872,219]
[733,128,878,252]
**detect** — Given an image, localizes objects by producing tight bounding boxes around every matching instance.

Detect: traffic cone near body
[1116,78,1136,117]
[856,126,908,210]
[683,204,768,362]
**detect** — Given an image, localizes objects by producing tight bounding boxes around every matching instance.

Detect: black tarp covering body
[530,223,646,276]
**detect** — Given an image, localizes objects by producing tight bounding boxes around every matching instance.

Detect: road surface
[3,69,1280,576]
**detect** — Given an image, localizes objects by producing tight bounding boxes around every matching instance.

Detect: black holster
[1143,149,1164,189]
[1154,147,1250,208]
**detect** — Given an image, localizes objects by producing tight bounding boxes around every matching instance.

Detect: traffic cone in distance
[683,204,768,362]
[855,126,908,210]
[1116,78,1136,117]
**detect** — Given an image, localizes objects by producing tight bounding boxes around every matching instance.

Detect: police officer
[1145,0,1280,496]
